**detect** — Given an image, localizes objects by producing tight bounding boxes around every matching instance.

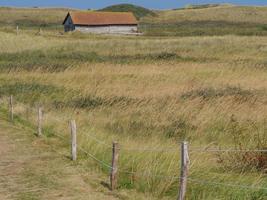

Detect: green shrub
[217,115,267,172]
[99,4,157,20]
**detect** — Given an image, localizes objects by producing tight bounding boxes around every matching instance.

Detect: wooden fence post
[9,95,13,122]
[178,141,189,200]
[16,26,19,35]
[110,141,119,191]
[37,107,43,136]
[70,120,77,161]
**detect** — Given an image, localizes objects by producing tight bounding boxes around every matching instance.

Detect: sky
[0,0,266,10]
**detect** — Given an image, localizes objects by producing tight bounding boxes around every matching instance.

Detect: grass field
[0,5,267,200]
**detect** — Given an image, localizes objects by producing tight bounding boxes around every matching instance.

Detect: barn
[62,11,138,34]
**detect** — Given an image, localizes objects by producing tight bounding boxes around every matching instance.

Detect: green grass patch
[0,82,69,104]
[140,21,267,36]
[0,49,103,72]
[0,48,215,72]
[180,86,262,101]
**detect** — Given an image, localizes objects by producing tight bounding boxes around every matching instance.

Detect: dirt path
[0,119,120,200]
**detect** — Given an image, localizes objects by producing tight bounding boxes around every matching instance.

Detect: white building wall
[75,25,138,34]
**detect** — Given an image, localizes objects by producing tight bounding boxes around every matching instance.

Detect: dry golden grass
[0,16,266,199]
[143,5,267,24]
[0,7,73,25]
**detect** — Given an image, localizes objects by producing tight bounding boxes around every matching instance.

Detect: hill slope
[140,5,267,36]
[98,4,156,20]
[0,7,74,29]
[146,5,267,24]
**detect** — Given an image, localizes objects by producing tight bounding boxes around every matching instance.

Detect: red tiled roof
[63,12,138,26]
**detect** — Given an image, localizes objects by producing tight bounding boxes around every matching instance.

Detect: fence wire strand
[78,147,113,170]
[190,148,267,153]
[187,177,267,190]
[85,132,179,152]
[85,132,267,153]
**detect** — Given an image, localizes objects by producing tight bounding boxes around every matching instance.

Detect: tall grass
[0,26,267,199]
[1,87,266,199]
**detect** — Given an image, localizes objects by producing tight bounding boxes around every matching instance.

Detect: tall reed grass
[0,30,266,199]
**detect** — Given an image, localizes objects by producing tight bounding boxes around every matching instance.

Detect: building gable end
[62,13,72,25]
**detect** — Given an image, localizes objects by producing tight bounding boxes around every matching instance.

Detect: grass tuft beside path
[0,117,155,200]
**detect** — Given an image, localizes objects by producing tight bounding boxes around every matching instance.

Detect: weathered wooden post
[9,95,14,122]
[16,26,19,35]
[178,141,189,200]
[37,107,43,136]
[70,120,77,161]
[110,141,119,191]
[39,28,42,35]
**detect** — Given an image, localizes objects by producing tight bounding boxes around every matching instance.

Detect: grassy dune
[0,5,267,200]
[141,5,267,36]
[0,7,74,32]
[147,5,267,24]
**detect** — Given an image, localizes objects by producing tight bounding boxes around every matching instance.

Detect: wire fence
[1,95,267,199]
[83,131,267,153]
[51,130,267,191]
